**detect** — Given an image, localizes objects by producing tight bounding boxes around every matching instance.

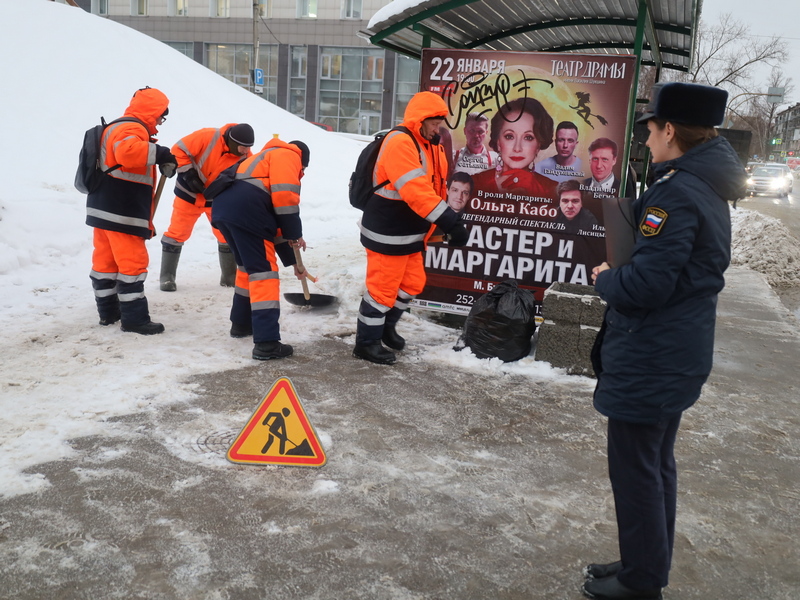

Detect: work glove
[183,168,205,194]
[445,221,469,247]
[156,145,178,178]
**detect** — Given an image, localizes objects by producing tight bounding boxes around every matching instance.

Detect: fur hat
[289,140,310,168]
[227,123,255,147]
[637,82,728,127]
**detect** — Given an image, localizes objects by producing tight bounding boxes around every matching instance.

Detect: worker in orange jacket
[86,86,177,335]
[211,138,310,361]
[355,91,468,365]
[159,123,254,291]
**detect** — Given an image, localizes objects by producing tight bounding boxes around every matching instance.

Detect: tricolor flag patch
[640,207,668,236]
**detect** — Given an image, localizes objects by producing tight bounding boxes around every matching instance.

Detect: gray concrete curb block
[536,282,606,376]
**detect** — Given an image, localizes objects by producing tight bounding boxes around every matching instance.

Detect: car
[764,162,793,192]
[746,165,792,197]
[308,121,333,131]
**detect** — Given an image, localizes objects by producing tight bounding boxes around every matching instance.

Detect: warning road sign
[227,377,326,467]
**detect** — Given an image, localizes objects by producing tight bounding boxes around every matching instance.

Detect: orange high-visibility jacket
[86,87,169,239]
[171,124,252,207]
[360,91,459,255]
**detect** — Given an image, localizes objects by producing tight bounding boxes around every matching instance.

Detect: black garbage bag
[461,280,537,362]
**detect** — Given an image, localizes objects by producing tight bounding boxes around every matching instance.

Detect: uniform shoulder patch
[640,207,668,236]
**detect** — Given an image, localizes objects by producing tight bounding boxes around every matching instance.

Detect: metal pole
[253,1,260,93]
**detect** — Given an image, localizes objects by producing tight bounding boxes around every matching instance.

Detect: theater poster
[411,49,636,319]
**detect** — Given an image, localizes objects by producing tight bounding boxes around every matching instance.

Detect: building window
[214,0,229,18]
[297,0,317,19]
[164,41,193,59]
[258,0,272,18]
[289,46,308,119]
[131,0,147,16]
[394,55,420,125]
[318,47,385,135]
[341,0,361,19]
[167,0,188,16]
[92,0,108,15]
[205,43,278,104]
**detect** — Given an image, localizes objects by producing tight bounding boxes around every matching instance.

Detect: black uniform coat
[593,136,746,423]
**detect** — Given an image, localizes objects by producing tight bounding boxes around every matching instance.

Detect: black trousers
[607,413,682,590]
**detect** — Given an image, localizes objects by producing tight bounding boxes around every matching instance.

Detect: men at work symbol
[261,407,314,456]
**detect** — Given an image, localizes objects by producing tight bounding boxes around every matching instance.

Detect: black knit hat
[637,82,728,127]
[289,140,310,168]
[228,123,255,147]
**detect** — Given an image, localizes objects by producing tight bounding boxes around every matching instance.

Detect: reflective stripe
[176,164,193,173]
[271,183,301,194]
[90,270,118,281]
[93,287,118,298]
[161,235,183,247]
[241,178,268,193]
[379,188,402,200]
[359,221,426,246]
[107,169,152,185]
[275,205,299,215]
[358,314,385,326]
[426,200,449,222]
[87,207,150,229]
[118,272,148,284]
[252,300,281,310]
[249,271,280,281]
[195,129,221,178]
[234,285,250,297]
[118,291,145,301]
[175,180,198,198]
[394,289,414,310]
[363,291,390,313]
[395,167,426,192]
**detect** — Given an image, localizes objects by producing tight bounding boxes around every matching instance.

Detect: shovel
[283,246,338,308]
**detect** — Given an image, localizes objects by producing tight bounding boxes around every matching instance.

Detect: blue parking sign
[253,68,264,86]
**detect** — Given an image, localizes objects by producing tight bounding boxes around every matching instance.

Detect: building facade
[773,102,800,164]
[69,0,420,135]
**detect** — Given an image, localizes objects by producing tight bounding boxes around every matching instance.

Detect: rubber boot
[120,297,164,335]
[160,243,181,292]
[382,307,406,351]
[218,243,236,287]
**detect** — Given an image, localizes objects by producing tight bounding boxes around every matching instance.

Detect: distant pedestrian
[159,123,254,291]
[86,86,177,335]
[584,82,747,600]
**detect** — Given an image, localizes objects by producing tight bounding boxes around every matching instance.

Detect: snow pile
[731,208,800,286]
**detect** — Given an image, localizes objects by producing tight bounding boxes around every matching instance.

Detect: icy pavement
[0,267,798,600]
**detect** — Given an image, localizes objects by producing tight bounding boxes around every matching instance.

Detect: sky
[700,0,800,106]
[0,0,798,501]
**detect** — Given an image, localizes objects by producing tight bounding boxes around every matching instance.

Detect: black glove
[446,222,468,247]
[183,168,205,194]
[156,145,177,178]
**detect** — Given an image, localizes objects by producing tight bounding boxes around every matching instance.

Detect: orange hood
[123,87,170,136]
[402,91,448,139]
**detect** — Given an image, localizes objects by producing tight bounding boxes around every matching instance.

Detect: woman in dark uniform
[583,82,747,600]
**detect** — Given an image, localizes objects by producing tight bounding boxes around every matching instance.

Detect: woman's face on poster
[496,110,540,171]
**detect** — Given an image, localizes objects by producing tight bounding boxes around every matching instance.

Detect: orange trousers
[163,197,226,245]
[364,249,427,309]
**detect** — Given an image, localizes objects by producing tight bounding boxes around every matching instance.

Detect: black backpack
[348,126,420,210]
[74,116,146,194]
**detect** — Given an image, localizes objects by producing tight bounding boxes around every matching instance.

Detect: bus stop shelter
[358,0,702,191]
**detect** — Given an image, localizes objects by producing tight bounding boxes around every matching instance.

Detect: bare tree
[683,13,789,95]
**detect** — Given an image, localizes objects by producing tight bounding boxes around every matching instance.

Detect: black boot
[160,243,181,292]
[218,243,237,287]
[253,341,293,360]
[584,561,623,580]
[99,308,121,326]
[230,321,253,338]
[121,320,165,335]
[353,341,396,365]
[582,575,662,600]
[381,323,405,351]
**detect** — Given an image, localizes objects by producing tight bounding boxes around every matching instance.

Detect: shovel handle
[292,246,311,301]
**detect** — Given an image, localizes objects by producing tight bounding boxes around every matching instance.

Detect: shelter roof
[360,0,702,72]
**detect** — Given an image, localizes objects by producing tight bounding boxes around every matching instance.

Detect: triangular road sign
[227,377,326,467]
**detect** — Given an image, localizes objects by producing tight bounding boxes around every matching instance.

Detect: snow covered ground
[1,0,799,502]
